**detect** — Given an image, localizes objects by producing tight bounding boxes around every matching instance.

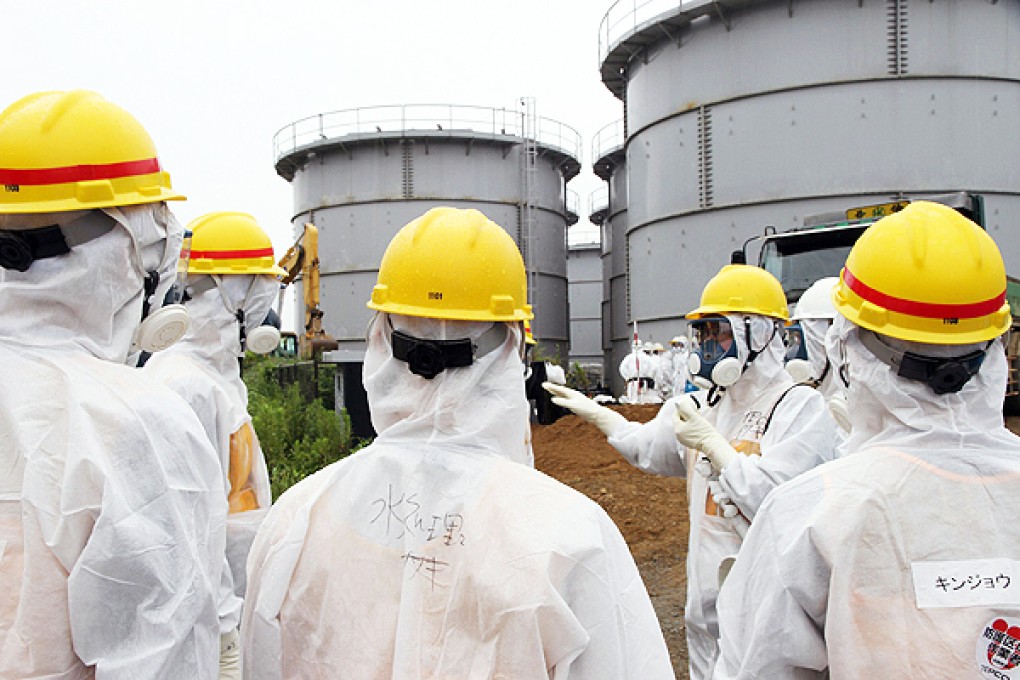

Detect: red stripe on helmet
[844,267,1005,319]
[190,248,275,259]
[0,158,162,185]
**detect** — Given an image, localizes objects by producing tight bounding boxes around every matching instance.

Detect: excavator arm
[277,223,338,358]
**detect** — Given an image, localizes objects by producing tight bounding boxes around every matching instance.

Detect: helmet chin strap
[742,315,778,368]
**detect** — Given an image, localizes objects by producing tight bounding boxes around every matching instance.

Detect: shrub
[566,362,590,392]
[244,354,356,500]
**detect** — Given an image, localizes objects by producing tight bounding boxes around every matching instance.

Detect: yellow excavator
[277,223,339,358]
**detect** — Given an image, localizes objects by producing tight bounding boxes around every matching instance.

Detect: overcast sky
[4,1,623,324]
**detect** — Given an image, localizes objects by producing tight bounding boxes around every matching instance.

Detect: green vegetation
[566,361,590,392]
[243,354,359,500]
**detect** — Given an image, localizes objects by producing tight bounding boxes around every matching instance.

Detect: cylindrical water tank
[273,104,581,364]
[599,0,1020,342]
[591,119,631,397]
[566,240,603,381]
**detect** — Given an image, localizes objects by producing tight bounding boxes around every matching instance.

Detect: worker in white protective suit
[546,264,837,680]
[619,341,662,404]
[669,335,693,397]
[144,212,282,677]
[241,207,674,679]
[0,90,227,678]
[714,202,1020,679]
[785,277,850,441]
[651,342,673,400]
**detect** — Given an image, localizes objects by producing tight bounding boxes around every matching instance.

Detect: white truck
[740,192,1020,412]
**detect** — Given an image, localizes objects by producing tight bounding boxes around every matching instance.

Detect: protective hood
[831,313,1013,453]
[153,273,276,405]
[364,313,531,465]
[210,274,279,340]
[799,318,829,382]
[787,317,842,400]
[0,203,182,363]
[705,313,792,413]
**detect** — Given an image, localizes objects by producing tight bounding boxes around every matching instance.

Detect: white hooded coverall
[795,317,849,448]
[0,205,226,679]
[241,313,674,679]
[619,348,663,404]
[144,274,276,630]
[714,315,1020,680]
[671,342,692,397]
[607,315,837,679]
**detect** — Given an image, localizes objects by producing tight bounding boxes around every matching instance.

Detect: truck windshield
[759,225,869,302]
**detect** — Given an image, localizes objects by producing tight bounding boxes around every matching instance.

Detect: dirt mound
[532,405,690,677]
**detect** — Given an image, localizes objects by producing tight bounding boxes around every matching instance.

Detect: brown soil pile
[532,405,690,678]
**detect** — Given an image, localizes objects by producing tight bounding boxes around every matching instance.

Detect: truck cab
[756,192,983,303]
[748,192,1020,409]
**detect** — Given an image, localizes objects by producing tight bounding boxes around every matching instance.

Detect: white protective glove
[708,478,739,518]
[543,382,629,438]
[673,394,738,473]
[219,628,241,680]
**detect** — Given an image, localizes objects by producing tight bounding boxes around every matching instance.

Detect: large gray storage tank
[598,0,1020,343]
[274,104,580,435]
[591,119,632,397]
[274,104,581,358]
[566,239,604,384]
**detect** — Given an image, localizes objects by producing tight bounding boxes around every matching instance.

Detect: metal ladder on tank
[519,97,539,319]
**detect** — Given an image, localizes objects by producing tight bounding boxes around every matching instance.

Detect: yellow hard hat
[186,212,286,277]
[833,201,1010,344]
[686,264,789,321]
[523,319,538,345]
[0,90,184,214]
[368,207,533,322]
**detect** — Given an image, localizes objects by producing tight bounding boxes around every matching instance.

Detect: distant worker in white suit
[650,342,673,400]
[546,263,837,680]
[669,335,693,396]
[714,202,1020,679]
[144,211,283,678]
[241,207,674,679]
[619,340,661,404]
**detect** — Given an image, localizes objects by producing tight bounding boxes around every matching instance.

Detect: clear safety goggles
[689,318,735,362]
[784,323,807,362]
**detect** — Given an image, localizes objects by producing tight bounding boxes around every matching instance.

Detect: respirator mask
[0,210,106,272]
[827,365,852,434]
[129,210,188,355]
[389,317,508,380]
[823,322,852,433]
[687,317,742,389]
[785,320,836,387]
[859,329,988,395]
[248,307,282,355]
[196,273,281,356]
[214,273,279,356]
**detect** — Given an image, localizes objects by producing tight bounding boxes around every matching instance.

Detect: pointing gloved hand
[543,382,628,438]
[673,394,738,473]
[219,628,241,680]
